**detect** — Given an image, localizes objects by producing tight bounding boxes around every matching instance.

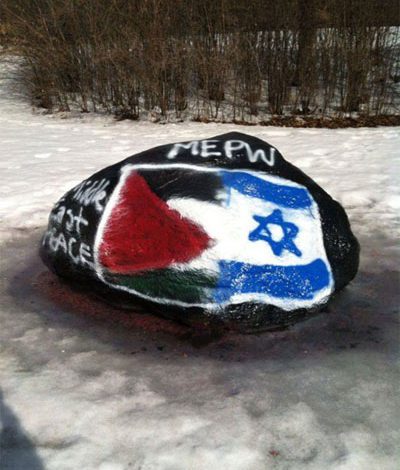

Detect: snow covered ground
[0,61,399,470]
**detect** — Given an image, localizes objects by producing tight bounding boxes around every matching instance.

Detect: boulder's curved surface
[40,132,359,331]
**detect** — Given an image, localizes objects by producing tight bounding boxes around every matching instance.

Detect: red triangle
[98,171,211,274]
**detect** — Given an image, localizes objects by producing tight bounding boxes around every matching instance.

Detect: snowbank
[0,61,399,470]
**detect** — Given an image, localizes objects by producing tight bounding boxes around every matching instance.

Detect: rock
[40,132,359,332]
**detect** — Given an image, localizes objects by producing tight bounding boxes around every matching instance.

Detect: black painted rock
[40,132,359,332]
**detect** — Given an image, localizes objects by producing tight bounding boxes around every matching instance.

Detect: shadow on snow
[0,389,45,470]
[4,227,400,363]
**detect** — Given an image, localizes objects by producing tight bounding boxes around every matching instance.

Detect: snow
[1,60,399,470]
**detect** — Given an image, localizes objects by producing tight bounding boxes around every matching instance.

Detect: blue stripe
[214,259,331,303]
[220,171,312,209]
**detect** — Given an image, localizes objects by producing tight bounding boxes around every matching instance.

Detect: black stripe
[137,168,223,202]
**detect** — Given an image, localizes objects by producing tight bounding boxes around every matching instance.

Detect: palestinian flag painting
[94,163,334,311]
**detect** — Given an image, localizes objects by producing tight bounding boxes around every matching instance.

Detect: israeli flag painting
[96,163,334,311]
[166,166,334,311]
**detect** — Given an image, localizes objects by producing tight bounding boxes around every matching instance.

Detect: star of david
[248,209,302,257]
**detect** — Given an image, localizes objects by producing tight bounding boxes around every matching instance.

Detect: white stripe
[168,192,325,268]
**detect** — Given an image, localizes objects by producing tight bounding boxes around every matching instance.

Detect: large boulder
[40,132,359,332]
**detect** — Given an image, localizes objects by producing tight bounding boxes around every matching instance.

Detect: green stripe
[105,268,217,304]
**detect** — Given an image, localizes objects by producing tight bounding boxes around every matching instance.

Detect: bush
[2,0,399,120]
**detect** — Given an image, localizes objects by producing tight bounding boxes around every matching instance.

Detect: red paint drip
[99,171,211,274]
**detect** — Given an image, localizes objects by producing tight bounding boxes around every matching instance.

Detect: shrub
[2,0,399,120]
